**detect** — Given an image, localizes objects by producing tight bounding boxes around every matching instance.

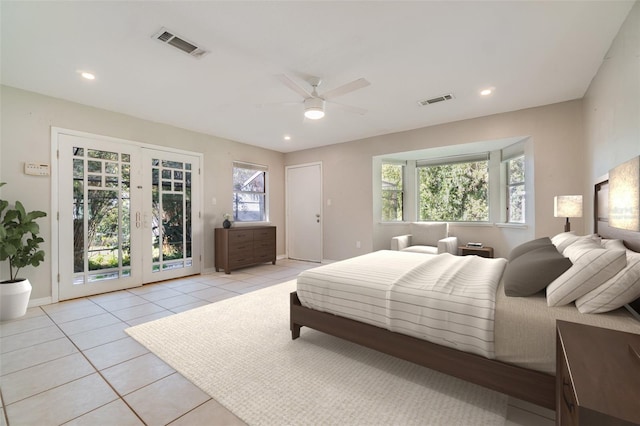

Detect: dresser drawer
[228,230,253,243]
[558,352,578,426]
[228,247,253,261]
[253,227,275,240]
[254,239,274,251]
[229,242,253,252]
[229,257,254,268]
[254,252,275,263]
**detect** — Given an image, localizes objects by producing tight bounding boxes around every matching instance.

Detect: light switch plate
[24,162,50,176]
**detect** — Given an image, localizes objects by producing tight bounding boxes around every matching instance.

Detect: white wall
[0,86,286,301]
[285,100,585,260]
[583,0,640,231]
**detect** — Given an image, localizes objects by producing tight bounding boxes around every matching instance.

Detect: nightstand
[556,321,640,426]
[458,246,494,258]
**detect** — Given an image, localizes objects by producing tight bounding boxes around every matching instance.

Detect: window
[232,161,268,222]
[381,162,404,221]
[417,155,489,222]
[506,155,525,223]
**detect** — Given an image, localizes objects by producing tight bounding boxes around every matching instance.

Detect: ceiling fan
[276,74,371,120]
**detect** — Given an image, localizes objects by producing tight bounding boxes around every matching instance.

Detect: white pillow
[563,237,602,260]
[547,244,627,307]
[576,250,640,313]
[551,231,579,254]
[601,239,626,251]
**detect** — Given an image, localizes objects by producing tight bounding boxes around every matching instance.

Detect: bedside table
[556,321,640,426]
[458,246,494,258]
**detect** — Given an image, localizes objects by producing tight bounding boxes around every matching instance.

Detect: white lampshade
[304,97,325,120]
[554,195,583,218]
[609,156,640,231]
[554,195,582,232]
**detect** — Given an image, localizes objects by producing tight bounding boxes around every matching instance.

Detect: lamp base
[564,218,571,232]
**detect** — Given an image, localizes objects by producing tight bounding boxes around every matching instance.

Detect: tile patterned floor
[0,259,554,425]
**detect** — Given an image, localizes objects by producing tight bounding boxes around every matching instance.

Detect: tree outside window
[506,155,525,223]
[233,162,267,222]
[418,159,489,221]
[381,163,404,221]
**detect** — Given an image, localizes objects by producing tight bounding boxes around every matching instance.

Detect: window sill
[448,222,494,227]
[495,222,528,229]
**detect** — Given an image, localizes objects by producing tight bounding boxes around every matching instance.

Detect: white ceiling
[1,1,633,153]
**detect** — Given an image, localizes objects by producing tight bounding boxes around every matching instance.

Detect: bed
[289,178,640,410]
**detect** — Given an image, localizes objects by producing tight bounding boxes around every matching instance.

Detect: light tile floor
[1,259,554,425]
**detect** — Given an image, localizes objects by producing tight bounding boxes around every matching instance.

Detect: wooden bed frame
[289,177,640,411]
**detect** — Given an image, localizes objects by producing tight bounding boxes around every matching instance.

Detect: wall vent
[417,93,454,106]
[152,27,209,59]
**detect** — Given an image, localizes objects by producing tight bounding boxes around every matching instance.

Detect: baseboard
[28,296,52,308]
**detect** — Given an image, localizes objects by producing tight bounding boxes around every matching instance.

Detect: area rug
[126,280,508,425]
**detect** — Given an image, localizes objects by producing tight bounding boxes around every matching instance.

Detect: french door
[57,133,201,300]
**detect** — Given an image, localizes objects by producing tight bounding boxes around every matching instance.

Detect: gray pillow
[508,237,553,261]
[504,244,573,297]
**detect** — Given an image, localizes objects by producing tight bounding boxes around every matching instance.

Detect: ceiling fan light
[304,108,325,120]
[304,97,325,120]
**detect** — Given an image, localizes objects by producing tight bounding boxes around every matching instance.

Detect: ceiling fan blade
[322,78,370,100]
[277,74,313,99]
[329,101,368,115]
[256,101,300,108]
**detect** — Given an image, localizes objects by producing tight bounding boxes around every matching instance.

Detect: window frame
[505,155,525,224]
[381,161,405,222]
[232,161,269,223]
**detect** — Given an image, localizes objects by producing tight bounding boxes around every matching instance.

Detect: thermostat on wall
[24,162,50,176]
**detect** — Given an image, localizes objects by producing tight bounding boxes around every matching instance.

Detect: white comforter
[296,250,507,359]
[387,253,507,358]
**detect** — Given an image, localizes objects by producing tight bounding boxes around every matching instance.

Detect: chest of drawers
[215,226,276,274]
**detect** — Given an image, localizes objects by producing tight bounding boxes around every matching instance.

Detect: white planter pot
[0,278,32,321]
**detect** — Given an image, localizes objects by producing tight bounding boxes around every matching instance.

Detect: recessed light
[81,72,96,80]
[284,135,291,141]
[480,88,493,96]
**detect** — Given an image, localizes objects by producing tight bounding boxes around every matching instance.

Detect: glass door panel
[59,135,142,300]
[142,149,200,283]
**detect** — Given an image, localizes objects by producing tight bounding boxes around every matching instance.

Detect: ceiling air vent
[152,27,209,59]
[417,94,454,106]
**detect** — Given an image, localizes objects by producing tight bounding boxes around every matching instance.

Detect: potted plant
[222,213,233,229]
[0,182,47,321]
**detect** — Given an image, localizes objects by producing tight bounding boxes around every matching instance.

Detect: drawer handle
[562,379,575,413]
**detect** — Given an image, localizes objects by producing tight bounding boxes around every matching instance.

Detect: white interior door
[57,132,201,300]
[287,163,322,262]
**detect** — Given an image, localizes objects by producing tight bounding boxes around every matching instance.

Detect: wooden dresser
[556,320,640,426]
[215,226,276,274]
